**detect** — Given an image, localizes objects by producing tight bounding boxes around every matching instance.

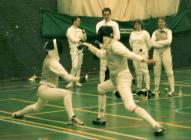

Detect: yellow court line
[0,110,148,140]
[9,97,191,130]
[0,116,96,140]
[161,122,191,129]
[11,98,142,121]
[0,115,112,140]
[9,96,191,122]
[0,131,57,138]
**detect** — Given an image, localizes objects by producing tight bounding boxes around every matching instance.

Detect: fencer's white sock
[16,105,37,115]
[71,68,77,76]
[98,94,106,119]
[137,73,143,89]
[144,72,150,90]
[154,76,161,92]
[168,75,175,92]
[64,93,75,119]
[76,69,81,77]
[134,106,159,128]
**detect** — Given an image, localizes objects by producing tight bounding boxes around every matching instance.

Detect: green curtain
[41,8,191,38]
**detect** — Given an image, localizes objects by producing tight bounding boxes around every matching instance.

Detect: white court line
[31,102,136,116]
[0,98,13,102]
[0,110,148,140]
[71,91,118,99]
[0,115,95,140]
[0,87,36,93]
[6,93,191,117]
[31,109,65,115]
[11,98,142,121]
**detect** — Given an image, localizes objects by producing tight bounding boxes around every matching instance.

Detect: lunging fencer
[151,17,175,96]
[129,19,151,95]
[82,26,165,136]
[12,39,84,125]
[66,16,87,88]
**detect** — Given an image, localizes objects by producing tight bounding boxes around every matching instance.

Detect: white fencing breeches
[97,70,137,118]
[17,85,75,119]
[99,58,107,83]
[70,49,83,77]
[153,48,175,92]
[97,69,159,128]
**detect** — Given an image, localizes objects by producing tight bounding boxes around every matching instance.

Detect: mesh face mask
[97,26,113,44]
[44,39,63,61]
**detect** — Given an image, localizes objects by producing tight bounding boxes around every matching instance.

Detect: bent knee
[124,102,137,112]
[97,84,105,95]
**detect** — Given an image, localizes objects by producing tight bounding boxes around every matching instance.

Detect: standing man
[82,26,165,136]
[66,16,87,88]
[12,39,84,125]
[151,17,175,96]
[96,7,120,83]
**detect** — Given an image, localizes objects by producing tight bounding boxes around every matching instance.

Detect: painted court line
[11,98,142,120]
[0,115,95,140]
[0,98,13,102]
[11,97,191,130]
[0,111,147,140]
[31,109,65,115]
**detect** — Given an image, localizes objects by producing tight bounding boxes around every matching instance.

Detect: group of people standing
[12,7,176,136]
[129,17,175,97]
[65,7,175,97]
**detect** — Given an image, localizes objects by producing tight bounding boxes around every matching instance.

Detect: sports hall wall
[0,0,191,80]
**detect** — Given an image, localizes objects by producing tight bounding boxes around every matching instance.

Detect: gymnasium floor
[0,67,191,140]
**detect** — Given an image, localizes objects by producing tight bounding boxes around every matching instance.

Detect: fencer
[96,7,120,83]
[151,17,175,96]
[129,19,151,92]
[82,26,165,136]
[12,39,84,125]
[66,16,87,88]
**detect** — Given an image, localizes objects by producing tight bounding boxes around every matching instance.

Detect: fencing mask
[97,26,114,43]
[44,39,63,60]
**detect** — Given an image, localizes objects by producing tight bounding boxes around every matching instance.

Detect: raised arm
[113,43,143,61]
[112,43,155,65]
[49,60,79,82]
[82,42,106,59]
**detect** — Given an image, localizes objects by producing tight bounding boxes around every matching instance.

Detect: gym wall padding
[0,0,191,80]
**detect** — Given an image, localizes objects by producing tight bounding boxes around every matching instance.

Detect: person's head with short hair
[71,16,81,27]
[158,17,166,29]
[102,7,111,22]
[134,19,144,31]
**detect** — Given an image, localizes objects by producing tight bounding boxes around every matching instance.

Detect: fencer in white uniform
[151,17,175,96]
[82,26,165,136]
[12,39,84,125]
[66,16,87,88]
[96,7,120,83]
[129,20,151,91]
